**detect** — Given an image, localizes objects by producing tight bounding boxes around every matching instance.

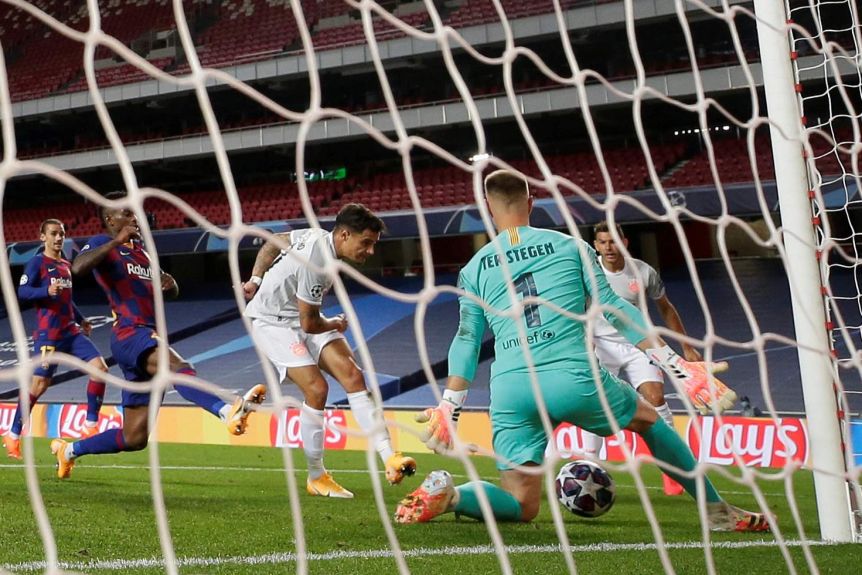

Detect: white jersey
[243,228,336,327]
[594,257,665,341]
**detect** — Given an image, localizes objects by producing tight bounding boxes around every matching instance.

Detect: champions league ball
[555,460,616,518]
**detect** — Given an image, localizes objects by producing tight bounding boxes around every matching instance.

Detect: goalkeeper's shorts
[490,368,639,471]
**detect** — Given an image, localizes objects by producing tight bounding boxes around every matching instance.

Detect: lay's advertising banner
[1,402,816,468]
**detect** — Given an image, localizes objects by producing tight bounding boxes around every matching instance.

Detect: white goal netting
[1,0,861,574]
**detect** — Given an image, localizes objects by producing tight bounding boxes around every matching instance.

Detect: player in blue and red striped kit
[49,194,265,478]
[2,219,108,460]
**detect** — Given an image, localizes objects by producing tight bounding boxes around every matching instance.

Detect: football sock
[581,430,604,458]
[10,393,38,436]
[346,391,394,462]
[301,403,326,480]
[86,379,106,424]
[173,368,227,418]
[71,428,126,459]
[640,417,722,503]
[454,481,523,522]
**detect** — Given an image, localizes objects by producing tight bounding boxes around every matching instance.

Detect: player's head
[333,203,385,264]
[39,218,65,256]
[99,191,140,238]
[483,170,533,225]
[593,220,627,266]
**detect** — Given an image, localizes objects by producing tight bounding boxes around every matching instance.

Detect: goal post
[753,0,855,541]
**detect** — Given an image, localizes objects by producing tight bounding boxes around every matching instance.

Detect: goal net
[0,0,860,573]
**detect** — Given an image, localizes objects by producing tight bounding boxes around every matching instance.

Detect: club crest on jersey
[627,279,641,293]
[126,262,152,280]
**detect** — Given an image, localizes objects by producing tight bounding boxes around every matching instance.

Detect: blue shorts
[111,326,160,408]
[32,333,101,378]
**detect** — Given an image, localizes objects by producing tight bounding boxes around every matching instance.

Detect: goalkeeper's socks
[454,481,523,522]
[72,428,126,458]
[174,368,227,418]
[640,417,722,503]
[300,403,326,480]
[86,379,106,424]
[346,390,394,462]
[10,393,38,436]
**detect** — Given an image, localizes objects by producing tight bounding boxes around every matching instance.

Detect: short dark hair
[40,218,64,234]
[99,191,127,228]
[334,203,385,234]
[484,169,529,204]
[593,220,625,238]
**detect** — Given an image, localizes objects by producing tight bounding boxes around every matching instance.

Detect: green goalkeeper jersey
[448,225,648,381]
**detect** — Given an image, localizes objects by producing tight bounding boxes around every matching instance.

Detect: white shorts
[594,337,663,389]
[250,317,345,381]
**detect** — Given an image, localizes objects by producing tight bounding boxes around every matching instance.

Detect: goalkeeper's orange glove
[646,345,737,415]
[415,389,467,454]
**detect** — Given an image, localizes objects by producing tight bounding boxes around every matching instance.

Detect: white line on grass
[0,540,837,572]
[0,464,786,496]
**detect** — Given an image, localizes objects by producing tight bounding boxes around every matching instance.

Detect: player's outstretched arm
[242,232,291,299]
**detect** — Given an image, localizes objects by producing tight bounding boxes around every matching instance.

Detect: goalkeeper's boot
[394,470,456,524]
[707,502,772,532]
[3,435,21,460]
[226,384,267,436]
[662,474,685,496]
[307,472,355,498]
[50,439,75,479]
[385,452,417,485]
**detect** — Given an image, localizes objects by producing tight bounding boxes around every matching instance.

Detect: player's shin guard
[300,403,326,479]
[86,380,106,424]
[72,428,127,458]
[10,393,38,436]
[174,368,227,417]
[640,418,721,503]
[454,481,523,522]
[347,391,393,461]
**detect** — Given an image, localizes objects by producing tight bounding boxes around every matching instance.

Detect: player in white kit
[242,204,416,498]
[585,221,737,495]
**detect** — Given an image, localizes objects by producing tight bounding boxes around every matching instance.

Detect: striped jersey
[18,253,83,340]
[80,235,156,331]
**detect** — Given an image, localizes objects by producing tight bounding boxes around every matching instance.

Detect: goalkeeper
[395,170,770,532]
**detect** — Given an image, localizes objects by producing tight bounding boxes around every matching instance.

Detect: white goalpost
[754,0,856,542]
[2,0,862,572]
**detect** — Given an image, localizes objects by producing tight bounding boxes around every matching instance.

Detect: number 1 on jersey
[514,272,542,327]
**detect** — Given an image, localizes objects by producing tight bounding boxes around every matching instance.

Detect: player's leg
[4,375,50,459]
[70,333,109,437]
[5,340,57,458]
[317,337,416,485]
[396,372,545,523]
[286,363,353,498]
[622,349,684,495]
[144,342,265,435]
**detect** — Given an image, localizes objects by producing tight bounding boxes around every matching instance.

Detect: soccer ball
[555,460,616,518]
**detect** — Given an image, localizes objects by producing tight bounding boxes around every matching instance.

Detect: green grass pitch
[1,439,859,574]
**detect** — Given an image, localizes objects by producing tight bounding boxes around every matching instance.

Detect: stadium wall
[0,402,815,469]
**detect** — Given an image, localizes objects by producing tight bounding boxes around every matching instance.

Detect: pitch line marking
[0,463,790,497]
[0,540,837,572]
